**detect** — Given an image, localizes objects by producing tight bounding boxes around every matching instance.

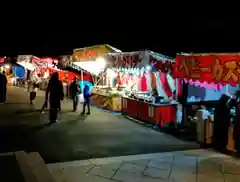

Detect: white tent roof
[72,61,105,75]
[17,61,36,71]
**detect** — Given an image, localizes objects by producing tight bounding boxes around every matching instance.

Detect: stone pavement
[47,149,240,182]
[0,87,200,163]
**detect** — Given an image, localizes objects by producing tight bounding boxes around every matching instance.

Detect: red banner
[107,54,141,68]
[0,57,5,63]
[149,55,174,73]
[173,55,240,85]
[32,57,58,68]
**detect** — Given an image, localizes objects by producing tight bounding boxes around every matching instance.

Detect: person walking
[81,84,91,115]
[0,71,7,103]
[45,72,64,123]
[29,81,38,104]
[0,72,4,103]
[70,76,81,112]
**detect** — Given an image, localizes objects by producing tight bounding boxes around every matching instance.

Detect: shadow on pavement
[28,123,54,132]
[66,115,88,123]
[15,109,39,115]
[4,103,30,105]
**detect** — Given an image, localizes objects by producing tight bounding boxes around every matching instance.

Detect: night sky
[1,16,240,57]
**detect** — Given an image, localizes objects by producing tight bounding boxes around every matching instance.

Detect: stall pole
[175,78,178,102]
[81,70,84,92]
[103,73,105,86]
[226,84,229,95]
[94,71,107,86]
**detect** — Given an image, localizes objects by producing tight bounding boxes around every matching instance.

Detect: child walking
[30,81,38,104]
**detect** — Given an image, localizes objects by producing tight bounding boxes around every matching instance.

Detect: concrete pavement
[47,149,240,182]
[0,87,199,163]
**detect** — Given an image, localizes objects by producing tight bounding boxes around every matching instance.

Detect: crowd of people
[10,70,92,123]
[37,73,92,123]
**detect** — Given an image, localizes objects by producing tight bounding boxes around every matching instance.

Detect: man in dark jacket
[81,84,91,115]
[0,71,7,103]
[70,76,81,112]
[213,94,231,153]
[46,72,64,123]
[234,91,240,158]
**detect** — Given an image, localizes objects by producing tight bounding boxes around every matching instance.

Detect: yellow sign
[72,45,110,62]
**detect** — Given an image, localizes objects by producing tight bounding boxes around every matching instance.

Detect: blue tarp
[12,66,25,78]
[79,81,93,91]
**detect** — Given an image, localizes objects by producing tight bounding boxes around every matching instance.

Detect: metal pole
[175,78,178,101]
[81,70,84,92]
[95,71,107,86]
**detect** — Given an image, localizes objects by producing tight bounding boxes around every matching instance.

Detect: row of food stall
[0,57,25,86]
[68,45,180,129]
[1,44,238,154]
[69,45,239,154]
[15,55,86,97]
[174,53,240,153]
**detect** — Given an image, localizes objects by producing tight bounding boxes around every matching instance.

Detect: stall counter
[122,97,177,126]
[91,87,122,112]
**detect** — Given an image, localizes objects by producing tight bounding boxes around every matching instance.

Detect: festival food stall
[31,56,59,90]
[70,44,122,111]
[173,53,239,152]
[104,50,179,127]
[1,56,27,86]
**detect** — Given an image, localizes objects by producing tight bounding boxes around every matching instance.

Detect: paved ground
[47,149,240,182]
[0,87,199,163]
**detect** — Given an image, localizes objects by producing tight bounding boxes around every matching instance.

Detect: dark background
[1,16,240,57]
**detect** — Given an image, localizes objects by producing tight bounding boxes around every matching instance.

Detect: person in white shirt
[197,105,210,121]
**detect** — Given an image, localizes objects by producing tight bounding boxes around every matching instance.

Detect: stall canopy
[173,53,240,86]
[32,57,58,68]
[71,44,122,75]
[106,50,175,70]
[17,55,36,71]
[72,44,122,62]
[104,50,178,97]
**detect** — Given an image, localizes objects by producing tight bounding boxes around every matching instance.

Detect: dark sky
[2,16,240,57]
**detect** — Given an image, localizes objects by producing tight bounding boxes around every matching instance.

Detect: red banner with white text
[173,55,240,85]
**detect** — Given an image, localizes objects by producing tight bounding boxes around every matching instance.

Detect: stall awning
[17,61,36,71]
[32,57,58,68]
[71,61,105,75]
[173,55,240,85]
[72,44,122,62]
[106,50,174,72]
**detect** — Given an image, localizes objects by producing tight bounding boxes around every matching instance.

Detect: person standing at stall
[81,84,91,115]
[213,94,232,153]
[70,76,81,112]
[234,91,240,158]
[45,72,64,123]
